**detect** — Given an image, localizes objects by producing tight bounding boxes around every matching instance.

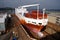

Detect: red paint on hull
[14,10,47,34]
[14,14,44,33]
[24,23,44,33]
[25,10,47,19]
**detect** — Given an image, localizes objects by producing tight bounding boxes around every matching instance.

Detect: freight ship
[15,4,48,37]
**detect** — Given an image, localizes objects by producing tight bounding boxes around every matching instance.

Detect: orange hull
[15,10,47,34]
[25,10,47,19]
[24,23,44,33]
[14,14,44,34]
[19,19,44,34]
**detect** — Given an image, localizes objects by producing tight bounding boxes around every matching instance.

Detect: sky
[0,0,60,9]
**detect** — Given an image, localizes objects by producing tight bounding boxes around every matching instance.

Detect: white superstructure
[15,4,48,26]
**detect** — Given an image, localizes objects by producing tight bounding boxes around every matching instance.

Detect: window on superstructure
[32,22,36,24]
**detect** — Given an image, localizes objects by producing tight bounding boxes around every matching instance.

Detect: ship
[15,4,48,37]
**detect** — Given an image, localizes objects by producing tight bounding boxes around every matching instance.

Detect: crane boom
[19,4,40,8]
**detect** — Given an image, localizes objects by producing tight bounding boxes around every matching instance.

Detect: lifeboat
[15,4,48,37]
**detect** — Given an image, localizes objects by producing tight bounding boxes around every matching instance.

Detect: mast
[43,8,46,19]
[37,5,40,19]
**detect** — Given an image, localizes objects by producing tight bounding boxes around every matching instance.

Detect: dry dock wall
[47,16,56,23]
[48,15,60,25]
[11,14,60,40]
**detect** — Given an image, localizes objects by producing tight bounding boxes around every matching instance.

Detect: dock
[0,14,60,40]
[11,14,60,40]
